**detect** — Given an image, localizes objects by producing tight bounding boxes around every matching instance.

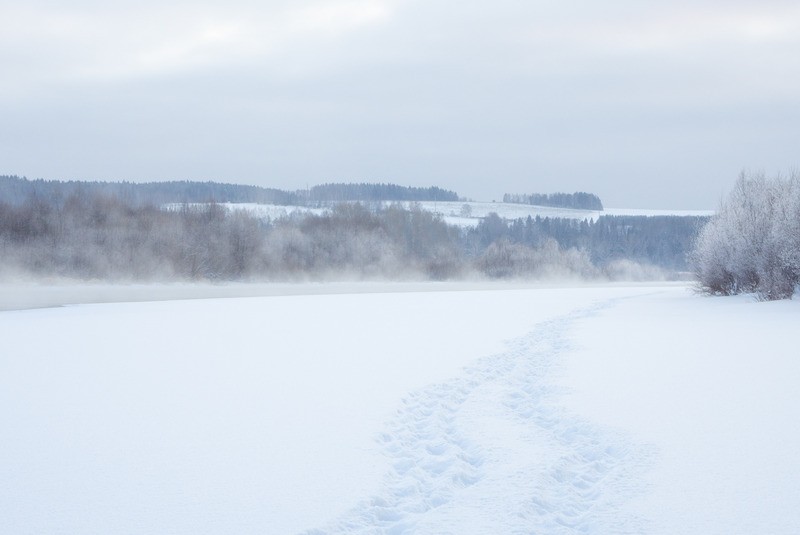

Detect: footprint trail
[305,298,654,534]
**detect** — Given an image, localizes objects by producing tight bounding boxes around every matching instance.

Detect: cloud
[0,0,397,92]
[1,0,799,208]
[513,4,800,55]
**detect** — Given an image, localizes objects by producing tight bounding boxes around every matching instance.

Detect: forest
[0,176,458,207]
[0,177,704,282]
[8,172,798,296]
[468,213,706,271]
[502,192,604,210]
[306,183,459,203]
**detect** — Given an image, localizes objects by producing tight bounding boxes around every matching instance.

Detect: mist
[0,179,696,307]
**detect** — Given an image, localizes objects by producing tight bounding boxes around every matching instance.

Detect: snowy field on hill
[403,201,713,228]
[167,201,713,227]
[1,283,797,534]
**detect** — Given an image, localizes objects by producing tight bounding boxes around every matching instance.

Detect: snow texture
[173,201,713,228]
[306,299,653,534]
[1,283,798,534]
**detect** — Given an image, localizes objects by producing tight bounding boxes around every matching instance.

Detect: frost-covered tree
[476,238,597,279]
[692,171,800,299]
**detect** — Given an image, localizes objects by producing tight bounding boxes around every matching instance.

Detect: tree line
[306,183,459,203]
[0,175,300,206]
[502,191,604,211]
[12,173,797,294]
[0,176,459,208]
[467,212,706,271]
[1,189,702,282]
[0,193,468,280]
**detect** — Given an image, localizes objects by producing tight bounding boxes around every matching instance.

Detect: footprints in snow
[306,299,653,534]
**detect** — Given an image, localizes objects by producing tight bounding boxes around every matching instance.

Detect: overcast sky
[2,0,799,208]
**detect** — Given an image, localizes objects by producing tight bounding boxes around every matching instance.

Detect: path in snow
[305,299,656,534]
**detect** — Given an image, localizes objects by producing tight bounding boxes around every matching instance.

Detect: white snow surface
[163,201,713,228]
[406,201,713,227]
[1,283,798,534]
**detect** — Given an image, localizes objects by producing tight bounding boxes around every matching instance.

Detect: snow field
[1,284,798,534]
[310,297,653,533]
[407,201,713,227]
[0,286,643,533]
[560,291,800,534]
[172,201,714,228]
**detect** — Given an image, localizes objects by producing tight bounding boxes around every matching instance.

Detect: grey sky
[2,0,799,208]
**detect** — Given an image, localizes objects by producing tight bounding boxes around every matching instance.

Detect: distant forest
[469,213,707,271]
[0,175,299,206]
[503,192,604,211]
[0,176,458,207]
[307,183,459,203]
[0,176,704,281]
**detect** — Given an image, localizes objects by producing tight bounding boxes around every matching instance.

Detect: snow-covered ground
[405,201,713,228]
[1,283,797,534]
[165,201,713,227]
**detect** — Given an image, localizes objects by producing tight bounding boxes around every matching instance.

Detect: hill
[0,176,459,206]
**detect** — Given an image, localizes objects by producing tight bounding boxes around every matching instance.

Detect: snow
[407,201,602,225]
[1,283,798,533]
[603,207,714,218]
[163,201,713,228]
[419,202,713,227]
[559,291,800,534]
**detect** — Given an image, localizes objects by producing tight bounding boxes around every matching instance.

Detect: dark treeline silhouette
[503,192,604,211]
[0,175,300,206]
[307,183,459,203]
[0,176,459,207]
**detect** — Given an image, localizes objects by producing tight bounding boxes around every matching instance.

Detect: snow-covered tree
[692,171,800,299]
